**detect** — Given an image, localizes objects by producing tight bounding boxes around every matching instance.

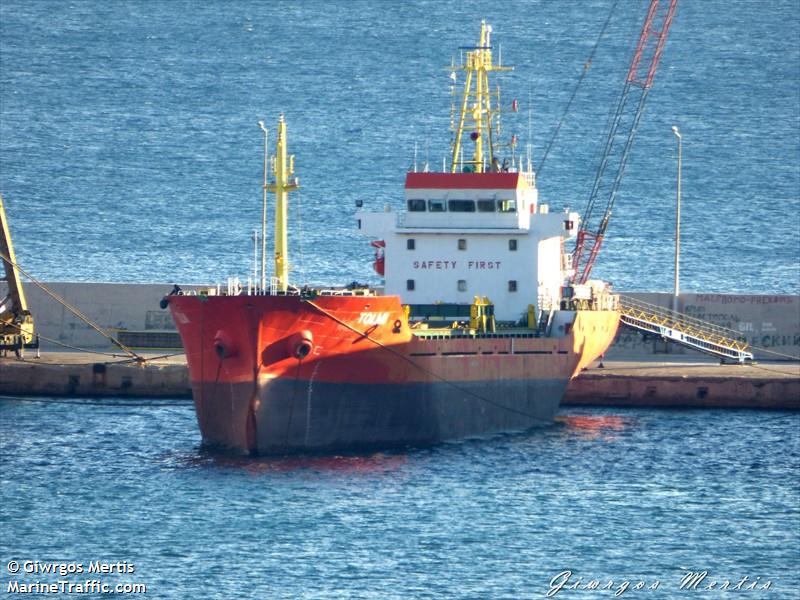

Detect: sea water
[1,398,798,598]
[1,1,799,598]
[0,0,798,293]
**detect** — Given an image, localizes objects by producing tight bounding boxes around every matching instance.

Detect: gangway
[618,294,754,364]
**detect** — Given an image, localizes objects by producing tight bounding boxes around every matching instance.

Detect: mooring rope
[747,346,800,362]
[301,298,547,420]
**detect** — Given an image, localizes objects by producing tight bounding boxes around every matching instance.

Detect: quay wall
[2,282,799,360]
[1,354,796,409]
[564,365,799,410]
[0,358,190,398]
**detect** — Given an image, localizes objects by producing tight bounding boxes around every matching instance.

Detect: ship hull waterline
[168,294,619,455]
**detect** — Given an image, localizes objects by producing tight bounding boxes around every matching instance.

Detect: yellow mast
[267,114,298,293]
[450,21,512,173]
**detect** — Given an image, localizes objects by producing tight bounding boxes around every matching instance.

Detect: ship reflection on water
[556,413,632,440]
[164,412,635,473]
[174,448,410,477]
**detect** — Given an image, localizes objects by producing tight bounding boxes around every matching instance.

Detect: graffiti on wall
[610,294,800,356]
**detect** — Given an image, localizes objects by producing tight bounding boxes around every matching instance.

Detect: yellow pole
[450,69,473,172]
[474,60,483,172]
[267,114,299,293]
[473,23,488,172]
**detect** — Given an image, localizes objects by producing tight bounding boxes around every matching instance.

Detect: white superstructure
[357,171,579,321]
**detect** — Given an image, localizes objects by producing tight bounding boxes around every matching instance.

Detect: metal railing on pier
[618,294,754,364]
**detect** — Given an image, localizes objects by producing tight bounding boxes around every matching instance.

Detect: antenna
[527,83,533,175]
[253,229,258,288]
[258,120,269,292]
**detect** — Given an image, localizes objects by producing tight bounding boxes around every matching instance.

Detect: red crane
[570,0,678,285]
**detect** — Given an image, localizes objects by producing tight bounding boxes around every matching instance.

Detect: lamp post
[671,125,682,309]
[258,121,269,293]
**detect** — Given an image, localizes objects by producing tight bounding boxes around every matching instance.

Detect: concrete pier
[2,353,798,410]
[0,352,190,398]
[564,360,800,410]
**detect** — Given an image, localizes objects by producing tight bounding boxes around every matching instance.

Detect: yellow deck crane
[0,194,38,357]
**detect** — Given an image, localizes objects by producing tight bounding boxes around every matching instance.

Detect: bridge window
[407,239,415,250]
[498,198,517,213]
[508,280,518,292]
[509,239,517,251]
[457,280,467,292]
[407,279,415,291]
[448,199,476,212]
[408,199,426,212]
[477,199,496,212]
[458,239,467,250]
[428,199,446,212]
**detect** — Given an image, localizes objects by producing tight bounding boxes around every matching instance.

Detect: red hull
[167,294,619,453]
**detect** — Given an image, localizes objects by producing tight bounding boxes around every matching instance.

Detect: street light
[258,120,269,293]
[671,125,682,308]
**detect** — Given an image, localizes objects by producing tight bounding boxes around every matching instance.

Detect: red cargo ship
[167,23,620,454]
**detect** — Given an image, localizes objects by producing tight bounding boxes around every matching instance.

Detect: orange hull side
[569,309,621,375]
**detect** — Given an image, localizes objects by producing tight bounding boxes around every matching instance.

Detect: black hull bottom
[194,378,568,455]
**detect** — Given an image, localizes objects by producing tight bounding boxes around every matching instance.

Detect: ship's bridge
[357,171,580,322]
[402,172,536,229]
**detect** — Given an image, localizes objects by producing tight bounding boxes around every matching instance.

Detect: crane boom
[571,0,678,285]
[0,193,37,356]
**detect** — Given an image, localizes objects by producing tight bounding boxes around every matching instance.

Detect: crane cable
[0,250,146,364]
[537,0,620,175]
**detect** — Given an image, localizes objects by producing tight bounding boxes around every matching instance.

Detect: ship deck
[411,328,541,339]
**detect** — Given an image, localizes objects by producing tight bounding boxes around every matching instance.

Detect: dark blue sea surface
[0,0,798,293]
[1,397,798,598]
